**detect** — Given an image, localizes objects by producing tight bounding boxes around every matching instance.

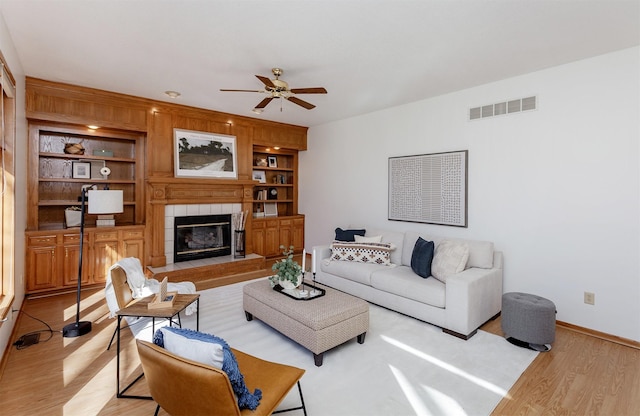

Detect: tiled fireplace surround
[164,203,241,265]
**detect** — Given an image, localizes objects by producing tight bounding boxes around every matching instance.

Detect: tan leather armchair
[136,339,307,416]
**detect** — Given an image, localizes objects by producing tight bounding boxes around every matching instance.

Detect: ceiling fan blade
[287,96,316,110]
[220,89,264,93]
[255,97,274,109]
[290,87,327,94]
[256,75,276,89]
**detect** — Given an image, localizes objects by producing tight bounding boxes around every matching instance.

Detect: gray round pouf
[501,292,556,351]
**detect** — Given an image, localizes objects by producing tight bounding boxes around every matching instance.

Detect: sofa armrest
[312,245,332,269]
[444,262,503,336]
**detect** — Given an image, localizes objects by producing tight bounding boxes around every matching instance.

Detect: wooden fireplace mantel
[147,178,256,267]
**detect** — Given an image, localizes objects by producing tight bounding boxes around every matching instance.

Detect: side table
[116,293,200,399]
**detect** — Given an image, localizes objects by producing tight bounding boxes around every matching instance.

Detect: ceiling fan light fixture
[164,90,181,99]
[221,68,327,112]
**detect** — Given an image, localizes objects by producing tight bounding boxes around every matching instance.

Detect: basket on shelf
[64,143,85,155]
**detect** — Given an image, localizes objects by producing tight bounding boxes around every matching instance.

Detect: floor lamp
[63,186,124,338]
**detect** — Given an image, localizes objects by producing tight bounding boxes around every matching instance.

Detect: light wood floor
[1,287,638,415]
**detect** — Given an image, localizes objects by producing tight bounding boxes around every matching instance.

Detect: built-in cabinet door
[62,244,88,287]
[292,217,304,250]
[122,238,144,259]
[92,238,120,285]
[278,218,293,250]
[252,221,265,257]
[62,233,89,287]
[121,229,144,259]
[26,245,58,291]
[265,219,280,257]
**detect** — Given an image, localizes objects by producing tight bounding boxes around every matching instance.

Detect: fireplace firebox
[174,214,231,262]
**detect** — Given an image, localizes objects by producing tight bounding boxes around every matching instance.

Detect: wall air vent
[469,95,537,121]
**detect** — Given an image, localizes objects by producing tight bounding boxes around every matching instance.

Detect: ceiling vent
[469,96,537,121]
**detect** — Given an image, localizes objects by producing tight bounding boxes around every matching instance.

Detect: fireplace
[174,214,232,262]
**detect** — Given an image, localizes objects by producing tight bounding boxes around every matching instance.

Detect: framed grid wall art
[388,150,468,227]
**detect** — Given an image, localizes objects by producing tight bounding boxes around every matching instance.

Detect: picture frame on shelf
[264,202,278,217]
[174,128,238,178]
[72,161,91,179]
[252,170,266,183]
[267,155,277,168]
[255,157,268,167]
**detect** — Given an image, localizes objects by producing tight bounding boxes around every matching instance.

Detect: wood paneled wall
[25,77,308,266]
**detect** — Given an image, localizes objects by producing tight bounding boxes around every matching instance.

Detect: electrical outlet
[584,292,595,305]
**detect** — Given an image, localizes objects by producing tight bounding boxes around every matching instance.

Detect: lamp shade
[87,189,124,214]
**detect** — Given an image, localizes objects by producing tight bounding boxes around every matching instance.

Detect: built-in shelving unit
[251,145,298,218]
[25,121,146,294]
[28,122,145,230]
[251,145,304,258]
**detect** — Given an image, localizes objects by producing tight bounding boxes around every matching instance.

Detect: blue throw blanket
[154,327,262,410]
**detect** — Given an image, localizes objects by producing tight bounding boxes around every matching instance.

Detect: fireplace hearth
[174,214,231,262]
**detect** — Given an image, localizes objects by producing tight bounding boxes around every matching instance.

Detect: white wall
[0,10,26,360]
[300,47,640,342]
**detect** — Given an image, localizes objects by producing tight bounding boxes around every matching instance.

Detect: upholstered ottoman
[502,292,556,351]
[243,279,369,366]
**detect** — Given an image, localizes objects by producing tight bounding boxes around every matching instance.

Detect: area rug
[130,278,537,416]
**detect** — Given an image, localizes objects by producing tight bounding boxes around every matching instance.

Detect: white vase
[278,275,301,290]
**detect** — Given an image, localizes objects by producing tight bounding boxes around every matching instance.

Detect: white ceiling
[0,0,638,127]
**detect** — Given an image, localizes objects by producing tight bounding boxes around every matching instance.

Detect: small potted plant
[270,245,302,289]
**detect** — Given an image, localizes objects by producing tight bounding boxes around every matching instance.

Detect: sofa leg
[443,328,477,340]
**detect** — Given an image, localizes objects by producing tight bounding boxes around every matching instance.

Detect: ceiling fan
[220,68,327,112]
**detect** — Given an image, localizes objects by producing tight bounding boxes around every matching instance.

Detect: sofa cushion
[431,240,469,283]
[463,239,494,269]
[410,237,434,278]
[371,265,446,308]
[321,257,387,286]
[331,241,393,265]
[334,227,366,242]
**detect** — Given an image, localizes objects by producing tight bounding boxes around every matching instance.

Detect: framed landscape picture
[174,129,238,178]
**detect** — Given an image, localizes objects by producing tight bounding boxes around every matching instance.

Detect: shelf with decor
[28,122,145,231]
[251,145,303,259]
[252,145,298,218]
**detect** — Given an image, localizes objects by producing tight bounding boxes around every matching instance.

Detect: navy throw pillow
[334,227,366,242]
[154,327,262,410]
[411,237,435,278]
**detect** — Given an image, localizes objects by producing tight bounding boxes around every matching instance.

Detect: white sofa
[312,228,503,339]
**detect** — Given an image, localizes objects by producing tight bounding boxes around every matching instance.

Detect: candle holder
[310,272,321,296]
[298,271,308,297]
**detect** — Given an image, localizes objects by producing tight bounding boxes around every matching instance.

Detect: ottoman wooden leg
[314,353,323,367]
[245,311,253,321]
[357,332,366,344]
